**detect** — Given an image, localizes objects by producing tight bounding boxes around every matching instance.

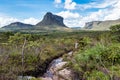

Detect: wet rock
[17,76,35,80]
[53,62,67,71]
[40,77,53,80]
[68,51,73,56]
[58,68,73,80]
[41,51,74,80]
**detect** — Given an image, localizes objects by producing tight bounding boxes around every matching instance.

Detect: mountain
[84,19,120,30]
[1,12,71,32]
[36,12,66,27]
[35,12,70,31]
[2,22,34,30]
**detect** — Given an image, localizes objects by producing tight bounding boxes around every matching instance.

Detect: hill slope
[1,22,34,30]
[84,19,120,30]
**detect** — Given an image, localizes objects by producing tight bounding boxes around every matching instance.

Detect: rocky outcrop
[58,69,73,80]
[84,19,120,30]
[35,12,71,31]
[36,12,67,27]
[40,51,74,80]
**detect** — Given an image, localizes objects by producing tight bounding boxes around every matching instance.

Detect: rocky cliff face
[36,12,67,27]
[84,19,120,30]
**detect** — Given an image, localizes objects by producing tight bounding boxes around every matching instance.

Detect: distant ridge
[84,19,120,30]
[2,22,33,30]
[1,12,71,31]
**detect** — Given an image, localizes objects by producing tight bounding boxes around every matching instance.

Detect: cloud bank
[55,0,120,27]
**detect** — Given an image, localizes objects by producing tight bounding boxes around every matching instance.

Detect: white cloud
[56,10,105,27]
[54,0,61,4]
[64,0,76,10]
[56,0,120,27]
[103,0,120,20]
[78,0,118,10]
[0,16,18,28]
[56,11,81,27]
[94,0,117,8]
[55,0,114,10]
[57,11,80,19]
[55,0,118,10]
[22,17,39,25]
[56,11,83,27]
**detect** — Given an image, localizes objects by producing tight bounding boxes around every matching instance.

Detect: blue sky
[0,0,120,27]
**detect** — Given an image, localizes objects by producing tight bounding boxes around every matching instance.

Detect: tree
[110,24,120,42]
[110,24,120,33]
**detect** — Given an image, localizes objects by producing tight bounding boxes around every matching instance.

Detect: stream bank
[40,51,77,80]
[18,50,75,80]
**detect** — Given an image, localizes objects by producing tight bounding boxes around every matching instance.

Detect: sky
[0,0,120,28]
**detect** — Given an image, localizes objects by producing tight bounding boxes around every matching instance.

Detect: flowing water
[43,57,63,78]
[18,51,73,80]
[43,51,73,78]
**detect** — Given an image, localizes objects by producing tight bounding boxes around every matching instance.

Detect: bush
[86,70,109,80]
[70,43,120,79]
[110,24,120,33]
[110,24,120,42]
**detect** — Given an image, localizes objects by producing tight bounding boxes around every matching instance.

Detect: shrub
[110,24,120,33]
[86,70,109,80]
[110,24,120,42]
[70,43,120,79]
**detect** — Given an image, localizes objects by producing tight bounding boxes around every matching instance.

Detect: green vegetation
[0,27,120,80]
[110,24,120,42]
[70,43,120,79]
[110,24,120,32]
[66,25,120,80]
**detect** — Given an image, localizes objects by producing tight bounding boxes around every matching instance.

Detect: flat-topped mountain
[35,12,70,31]
[84,19,120,30]
[2,22,33,30]
[36,12,67,27]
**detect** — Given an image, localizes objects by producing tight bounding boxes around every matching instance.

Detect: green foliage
[109,65,120,77]
[0,30,119,80]
[111,35,120,42]
[99,33,112,45]
[31,78,42,80]
[8,32,25,45]
[75,44,106,63]
[78,37,92,50]
[0,31,81,79]
[110,24,120,32]
[86,71,109,80]
[110,24,120,42]
[0,32,14,43]
[70,43,120,79]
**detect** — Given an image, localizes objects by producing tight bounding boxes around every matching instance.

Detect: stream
[41,51,73,80]
[18,51,73,80]
[43,57,63,78]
